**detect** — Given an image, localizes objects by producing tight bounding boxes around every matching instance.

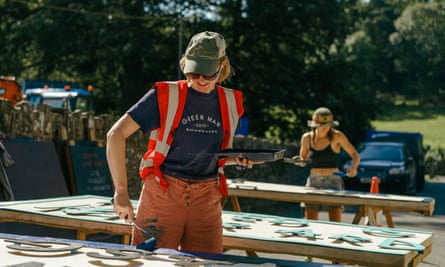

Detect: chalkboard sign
[68,144,114,196]
[3,139,70,200]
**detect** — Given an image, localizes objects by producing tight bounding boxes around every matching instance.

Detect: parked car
[342,141,417,195]
[365,130,425,192]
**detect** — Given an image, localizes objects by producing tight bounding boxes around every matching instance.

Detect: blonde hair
[179,55,232,83]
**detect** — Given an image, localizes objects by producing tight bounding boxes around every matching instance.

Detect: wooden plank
[222,211,432,267]
[227,179,435,216]
[0,195,131,237]
[0,195,433,267]
[0,234,230,266]
[0,232,343,267]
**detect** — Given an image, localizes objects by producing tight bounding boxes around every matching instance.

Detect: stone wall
[0,99,307,214]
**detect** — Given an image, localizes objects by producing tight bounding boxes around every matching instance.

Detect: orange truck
[0,76,24,106]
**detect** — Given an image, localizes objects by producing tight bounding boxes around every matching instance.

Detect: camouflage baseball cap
[183,31,226,76]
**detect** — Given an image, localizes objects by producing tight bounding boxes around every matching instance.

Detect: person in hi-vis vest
[106,31,263,253]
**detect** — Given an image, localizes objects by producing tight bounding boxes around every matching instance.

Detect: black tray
[215,149,285,162]
[283,157,312,164]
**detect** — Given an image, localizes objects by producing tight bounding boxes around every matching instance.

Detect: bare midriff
[310,167,339,176]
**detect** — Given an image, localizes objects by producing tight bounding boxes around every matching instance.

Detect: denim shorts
[303,174,344,211]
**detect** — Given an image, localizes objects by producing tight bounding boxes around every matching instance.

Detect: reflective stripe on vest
[139,80,244,195]
[139,83,182,170]
[218,86,243,149]
[139,81,187,183]
[154,81,180,156]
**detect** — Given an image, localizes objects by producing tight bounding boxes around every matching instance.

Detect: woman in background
[294,107,360,222]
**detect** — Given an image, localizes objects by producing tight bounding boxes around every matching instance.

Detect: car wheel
[416,168,425,192]
[398,176,415,195]
[406,174,417,196]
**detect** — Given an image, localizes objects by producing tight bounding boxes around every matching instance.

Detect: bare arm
[336,131,360,177]
[106,114,140,222]
[293,132,311,167]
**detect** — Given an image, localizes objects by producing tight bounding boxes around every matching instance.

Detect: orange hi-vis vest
[139,80,244,196]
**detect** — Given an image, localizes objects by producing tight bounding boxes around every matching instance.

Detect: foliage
[425,148,445,177]
[1,0,444,146]
[390,2,445,102]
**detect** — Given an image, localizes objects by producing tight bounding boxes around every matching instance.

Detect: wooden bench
[0,195,433,266]
[225,179,435,227]
[0,232,340,267]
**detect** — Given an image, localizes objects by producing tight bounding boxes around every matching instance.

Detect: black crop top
[309,145,339,168]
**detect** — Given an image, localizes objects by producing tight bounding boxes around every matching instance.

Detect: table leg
[366,206,377,226]
[76,231,86,240]
[352,206,365,224]
[122,234,131,245]
[352,206,395,227]
[383,209,394,227]
[231,196,241,212]
[221,197,227,208]
[228,196,258,257]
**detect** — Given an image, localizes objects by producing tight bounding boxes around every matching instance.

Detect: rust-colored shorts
[132,174,222,254]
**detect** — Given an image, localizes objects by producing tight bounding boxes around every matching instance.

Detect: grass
[371,102,445,149]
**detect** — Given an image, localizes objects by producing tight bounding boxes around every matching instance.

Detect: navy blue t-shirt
[127,86,223,180]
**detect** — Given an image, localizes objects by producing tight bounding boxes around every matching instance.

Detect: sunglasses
[187,71,219,81]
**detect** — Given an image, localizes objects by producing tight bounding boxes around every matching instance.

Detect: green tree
[0,0,34,76]
[391,2,445,103]
[1,0,393,145]
[216,0,370,144]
